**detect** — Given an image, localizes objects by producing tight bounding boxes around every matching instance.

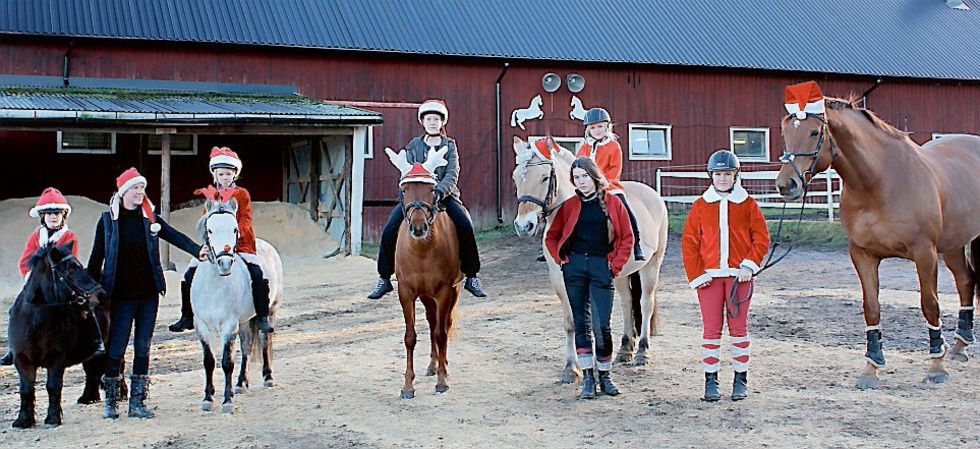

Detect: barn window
[530,136,584,154]
[57,131,116,154]
[729,127,769,162]
[628,124,671,161]
[146,134,198,155]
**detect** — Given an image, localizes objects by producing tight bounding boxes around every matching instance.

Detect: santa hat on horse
[111,167,160,233]
[29,187,72,218]
[209,146,243,175]
[784,81,825,120]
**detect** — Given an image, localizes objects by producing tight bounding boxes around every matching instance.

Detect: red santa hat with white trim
[209,146,243,175]
[784,81,826,120]
[29,187,72,218]
[114,167,161,233]
[398,163,438,186]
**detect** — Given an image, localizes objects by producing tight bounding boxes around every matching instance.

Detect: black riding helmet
[583,107,611,126]
[707,150,740,173]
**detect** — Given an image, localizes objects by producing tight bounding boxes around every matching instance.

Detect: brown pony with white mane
[775,81,980,388]
[385,145,463,399]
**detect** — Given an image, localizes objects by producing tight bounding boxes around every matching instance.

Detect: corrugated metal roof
[0,0,978,81]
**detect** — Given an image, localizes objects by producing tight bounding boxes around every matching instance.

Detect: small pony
[192,195,284,412]
[7,241,109,429]
[385,145,463,398]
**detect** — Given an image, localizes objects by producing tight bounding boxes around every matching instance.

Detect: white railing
[655,168,841,222]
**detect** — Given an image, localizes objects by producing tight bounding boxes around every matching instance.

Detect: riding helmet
[583,107,611,126]
[418,99,449,124]
[707,150,740,172]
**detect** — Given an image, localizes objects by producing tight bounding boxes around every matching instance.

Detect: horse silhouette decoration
[385,145,464,398]
[775,81,980,388]
[570,96,588,121]
[511,94,544,130]
[512,136,669,383]
[7,241,109,428]
[192,192,284,412]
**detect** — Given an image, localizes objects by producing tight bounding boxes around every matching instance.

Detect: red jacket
[19,227,79,277]
[576,138,625,193]
[545,192,634,277]
[681,184,770,288]
[200,185,256,254]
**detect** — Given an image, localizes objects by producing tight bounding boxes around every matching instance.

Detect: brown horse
[385,145,463,399]
[775,84,980,388]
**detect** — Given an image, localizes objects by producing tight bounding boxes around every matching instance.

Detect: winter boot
[168,280,194,332]
[597,370,620,396]
[128,374,155,418]
[732,371,748,401]
[252,279,274,333]
[367,277,394,299]
[580,369,597,399]
[102,375,121,419]
[702,372,720,402]
[0,350,12,366]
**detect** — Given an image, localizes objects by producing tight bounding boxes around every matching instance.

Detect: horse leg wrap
[928,328,947,358]
[956,308,975,344]
[101,375,121,419]
[864,329,886,367]
[128,375,155,419]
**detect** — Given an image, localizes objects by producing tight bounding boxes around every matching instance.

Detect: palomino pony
[192,196,284,412]
[512,136,669,383]
[776,86,980,388]
[8,242,108,428]
[385,145,463,399]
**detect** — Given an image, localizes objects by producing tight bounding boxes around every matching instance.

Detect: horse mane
[26,244,55,274]
[824,95,911,141]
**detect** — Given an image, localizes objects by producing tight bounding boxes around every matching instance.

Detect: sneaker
[367,277,394,299]
[168,316,194,332]
[464,277,487,297]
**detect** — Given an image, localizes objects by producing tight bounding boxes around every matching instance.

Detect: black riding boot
[128,374,155,418]
[0,350,12,366]
[102,375,121,419]
[87,307,106,356]
[702,372,720,402]
[732,371,748,401]
[253,279,274,333]
[598,370,620,396]
[168,280,194,332]
[580,369,597,399]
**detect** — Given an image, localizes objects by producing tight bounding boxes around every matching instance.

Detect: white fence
[655,168,842,222]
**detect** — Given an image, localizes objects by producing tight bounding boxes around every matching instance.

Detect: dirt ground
[2,230,980,449]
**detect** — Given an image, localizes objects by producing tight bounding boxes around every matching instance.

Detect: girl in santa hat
[1,188,100,366]
[367,99,487,299]
[577,107,644,261]
[87,168,204,419]
[168,146,275,335]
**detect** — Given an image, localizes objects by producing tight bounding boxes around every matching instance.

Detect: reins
[203,209,239,263]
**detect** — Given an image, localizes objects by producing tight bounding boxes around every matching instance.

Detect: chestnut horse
[512,136,669,383]
[385,145,463,399]
[776,91,980,388]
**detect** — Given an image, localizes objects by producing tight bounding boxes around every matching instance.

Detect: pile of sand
[0,196,339,289]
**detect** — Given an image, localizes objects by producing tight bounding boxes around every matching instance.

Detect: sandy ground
[2,211,980,448]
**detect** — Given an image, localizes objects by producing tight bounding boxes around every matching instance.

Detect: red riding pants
[698,276,752,373]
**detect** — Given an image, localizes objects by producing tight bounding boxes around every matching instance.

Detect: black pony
[7,241,114,429]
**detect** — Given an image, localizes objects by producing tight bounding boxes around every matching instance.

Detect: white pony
[510,94,544,130]
[512,136,669,383]
[191,197,283,413]
[569,95,588,121]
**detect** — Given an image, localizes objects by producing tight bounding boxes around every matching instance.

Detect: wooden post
[309,136,320,222]
[158,130,175,270]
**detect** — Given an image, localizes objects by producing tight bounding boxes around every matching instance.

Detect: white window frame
[57,131,116,154]
[147,134,198,155]
[729,127,770,162]
[627,123,672,161]
[364,125,375,159]
[529,135,584,154]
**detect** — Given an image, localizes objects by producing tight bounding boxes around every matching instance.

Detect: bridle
[516,158,558,222]
[401,186,439,229]
[48,254,99,307]
[778,112,836,192]
[203,209,239,264]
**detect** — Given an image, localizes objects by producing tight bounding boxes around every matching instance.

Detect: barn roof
[1,0,979,81]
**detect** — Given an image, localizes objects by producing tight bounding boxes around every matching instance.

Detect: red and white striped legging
[698,276,752,373]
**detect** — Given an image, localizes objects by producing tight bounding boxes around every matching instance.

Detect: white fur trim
[29,203,71,218]
[960,306,975,311]
[595,358,612,371]
[577,354,594,370]
[689,272,713,289]
[118,175,147,197]
[210,154,242,173]
[740,259,761,274]
[784,98,825,119]
[865,356,884,368]
[927,321,943,331]
[149,223,161,233]
[700,182,747,204]
[719,195,730,270]
[930,338,948,359]
[865,324,882,332]
[955,333,973,344]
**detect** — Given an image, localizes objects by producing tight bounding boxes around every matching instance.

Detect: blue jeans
[105,295,159,376]
[561,253,615,361]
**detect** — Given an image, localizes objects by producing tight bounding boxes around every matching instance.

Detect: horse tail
[510,109,518,127]
[629,272,642,338]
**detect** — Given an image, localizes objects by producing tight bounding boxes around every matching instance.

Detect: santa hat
[785,81,825,120]
[533,138,554,160]
[209,146,243,174]
[417,99,449,124]
[29,187,72,218]
[399,162,438,186]
[113,167,160,233]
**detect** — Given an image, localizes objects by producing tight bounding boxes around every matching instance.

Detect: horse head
[511,136,576,237]
[25,241,104,307]
[386,146,448,240]
[776,82,842,201]
[198,197,240,275]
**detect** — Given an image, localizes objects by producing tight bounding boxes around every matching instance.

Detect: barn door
[285,136,353,253]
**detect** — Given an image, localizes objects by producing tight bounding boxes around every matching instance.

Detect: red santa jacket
[545,192,634,277]
[576,138,625,193]
[199,185,257,254]
[681,184,770,288]
[19,227,79,277]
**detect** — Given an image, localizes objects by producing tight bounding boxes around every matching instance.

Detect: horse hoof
[559,372,579,384]
[43,422,60,429]
[856,376,880,389]
[221,403,234,414]
[12,418,34,429]
[614,353,634,365]
[633,354,650,367]
[201,401,214,412]
[400,390,415,399]
[263,379,275,388]
[923,372,948,385]
[234,386,247,394]
[949,351,969,363]
[435,385,449,394]
[77,395,101,405]
[425,368,437,377]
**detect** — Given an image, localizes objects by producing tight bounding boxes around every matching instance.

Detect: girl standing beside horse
[87,168,205,419]
[682,150,770,402]
[367,99,487,299]
[545,157,633,399]
[168,146,275,334]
